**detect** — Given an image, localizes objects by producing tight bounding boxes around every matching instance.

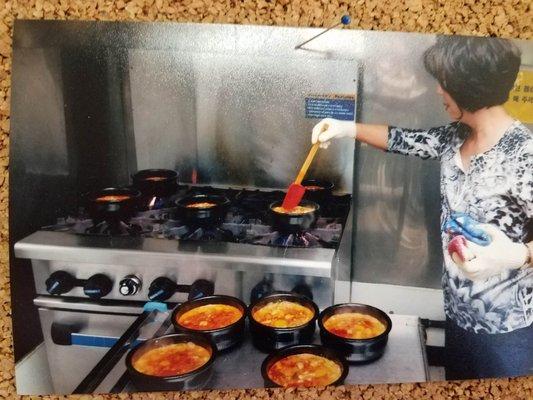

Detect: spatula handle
[295,142,320,184]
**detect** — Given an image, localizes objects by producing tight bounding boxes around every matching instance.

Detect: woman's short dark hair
[423,36,521,112]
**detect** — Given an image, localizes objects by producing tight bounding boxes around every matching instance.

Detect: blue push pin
[295,15,351,50]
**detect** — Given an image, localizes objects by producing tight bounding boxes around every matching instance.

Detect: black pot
[318,303,392,363]
[172,295,247,352]
[302,179,334,204]
[131,169,179,198]
[269,200,319,233]
[125,333,216,392]
[176,194,230,227]
[86,187,142,222]
[248,293,318,352]
[261,344,349,388]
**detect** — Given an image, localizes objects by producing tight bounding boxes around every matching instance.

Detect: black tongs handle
[73,307,158,394]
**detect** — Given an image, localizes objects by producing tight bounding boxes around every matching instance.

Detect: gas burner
[138,191,186,212]
[244,217,342,248]
[40,185,350,248]
[41,217,94,233]
[85,220,144,237]
[133,207,177,221]
[250,231,332,248]
[179,226,235,242]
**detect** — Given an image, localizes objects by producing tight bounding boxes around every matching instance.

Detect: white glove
[448,224,529,281]
[311,118,356,149]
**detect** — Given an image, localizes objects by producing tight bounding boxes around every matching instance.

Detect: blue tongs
[445,212,492,246]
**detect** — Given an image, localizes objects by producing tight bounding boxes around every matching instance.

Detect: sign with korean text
[504,69,533,124]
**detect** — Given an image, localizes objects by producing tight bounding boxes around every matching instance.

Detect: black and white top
[387,120,532,334]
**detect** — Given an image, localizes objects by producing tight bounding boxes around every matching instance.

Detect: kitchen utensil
[131,169,179,198]
[301,179,334,204]
[125,333,217,391]
[176,194,231,227]
[319,303,392,363]
[248,292,318,352]
[86,187,142,222]
[261,344,348,388]
[281,143,320,210]
[269,200,320,233]
[172,295,247,352]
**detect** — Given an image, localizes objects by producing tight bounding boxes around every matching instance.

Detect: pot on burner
[176,194,230,227]
[86,187,142,223]
[131,169,179,198]
[269,200,320,233]
[302,179,334,204]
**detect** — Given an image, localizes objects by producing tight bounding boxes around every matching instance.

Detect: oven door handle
[73,302,169,394]
[51,322,145,348]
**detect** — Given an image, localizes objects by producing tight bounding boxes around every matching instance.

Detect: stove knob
[119,275,142,296]
[84,274,113,299]
[250,278,274,303]
[148,277,177,301]
[46,271,76,295]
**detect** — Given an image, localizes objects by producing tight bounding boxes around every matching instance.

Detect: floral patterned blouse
[387,120,532,334]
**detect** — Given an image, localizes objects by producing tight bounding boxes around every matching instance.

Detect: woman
[312,36,532,380]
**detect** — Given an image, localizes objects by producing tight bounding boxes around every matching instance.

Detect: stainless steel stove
[13,184,353,393]
[16,184,352,304]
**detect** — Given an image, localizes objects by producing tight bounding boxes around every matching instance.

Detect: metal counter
[92,313,428,394]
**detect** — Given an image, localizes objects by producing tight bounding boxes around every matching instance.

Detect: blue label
[305,96,355,121]
[71,333,145,348]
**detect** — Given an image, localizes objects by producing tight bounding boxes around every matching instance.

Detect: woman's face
[437,84,463,120]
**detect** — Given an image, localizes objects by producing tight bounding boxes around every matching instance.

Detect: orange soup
[177,304,243,330]
[324,312,386,339]
[272,205,315,215]
[268,353,341,387]
[144,176,166,181]
[133,342,211,377]
[96,195,130,202]
[253,300,314,328]
[185,202,217,209]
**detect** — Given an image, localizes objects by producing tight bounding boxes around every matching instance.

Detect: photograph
[7,19,532,395]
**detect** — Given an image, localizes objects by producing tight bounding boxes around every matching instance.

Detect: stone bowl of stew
[172,295,247,352]
[301,179,334,204]
[176,194,230,227]
[131,169,179,198]
[248,292,319,352]
[269,200,319,233]
[318,303,392,363]
[261,344,348,388]
[86,187,142,222]
[125,333,217,391]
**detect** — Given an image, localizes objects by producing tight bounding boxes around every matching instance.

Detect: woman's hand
[448,224,529,281]
[311,119,390,150]
[311,118,356,149]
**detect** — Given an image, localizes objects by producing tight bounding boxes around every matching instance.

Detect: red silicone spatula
[281,142,320,210]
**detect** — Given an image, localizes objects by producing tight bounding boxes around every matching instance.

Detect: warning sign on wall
[504,69,533,124]
[305,94,356,121]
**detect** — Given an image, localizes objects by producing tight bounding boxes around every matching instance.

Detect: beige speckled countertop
[0,1,531,399]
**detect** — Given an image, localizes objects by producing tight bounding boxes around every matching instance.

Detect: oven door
[34,296,151,394]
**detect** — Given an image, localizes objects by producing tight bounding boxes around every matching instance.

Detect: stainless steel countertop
[14,230,336,278]
[208,314,428,388]
[98,314,428,393]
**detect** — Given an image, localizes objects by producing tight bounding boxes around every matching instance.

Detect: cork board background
[0,0,532,399]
